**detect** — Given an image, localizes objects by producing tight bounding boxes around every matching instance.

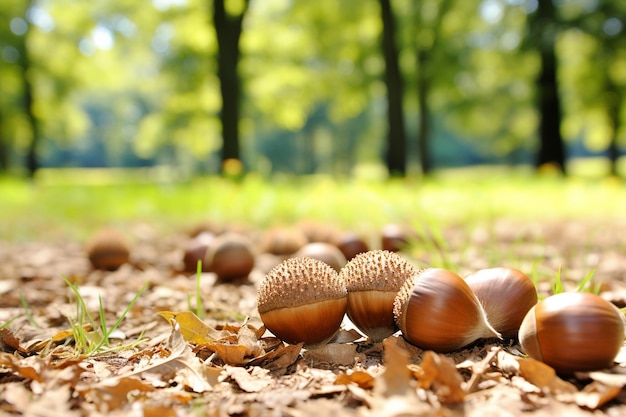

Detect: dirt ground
[1,218,626,416]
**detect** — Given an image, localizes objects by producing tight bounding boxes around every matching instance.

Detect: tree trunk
[17,1,41,178]
[606,84,622,177]
[530,1,566,174]
[416,50,431,176]
[0,110,8,172]
[213,0,249,173]
[379,0,407,177]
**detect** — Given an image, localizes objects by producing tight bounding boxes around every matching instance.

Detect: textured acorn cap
[340,250,417,341]
[257,257,347,346]
[341,250,417,293]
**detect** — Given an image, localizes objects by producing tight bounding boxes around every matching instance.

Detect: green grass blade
[20,293,40,328]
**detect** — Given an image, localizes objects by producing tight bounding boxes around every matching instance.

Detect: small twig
[464,346,501,393]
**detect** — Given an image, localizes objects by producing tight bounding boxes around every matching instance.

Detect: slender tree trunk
[213,0,249,173]
[416,50,431,176]
[529,1,566,174]
[379,0,406,177]
[0,110,8,172]
[606,84,622,177]
[17,1,41,178]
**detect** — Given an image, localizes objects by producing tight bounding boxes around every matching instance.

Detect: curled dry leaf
[368,337,432,417]
[575,381,622,410]
[335,370,376,390]
[418,350,466,404]
[222,366,272,393]
[303,343,364,367]
[516,357,578,397]
[158,311,224,344]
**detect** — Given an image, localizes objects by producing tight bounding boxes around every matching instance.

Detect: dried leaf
[584,371,626,387]
[418,350,466,404]
[329,328,364,344]
[86,376,155,411]
[335,370,375,390]
[575,381,622,410]
[517,357,578,396]
[208,342,250,365]
[87,321,213,394]
[374,337,415,397]
[0,328,27,353]
[222,366,272,392]
[158,311,224,344]
[0,352,44,382]
[247,342,303,371]
[303,343,364,366]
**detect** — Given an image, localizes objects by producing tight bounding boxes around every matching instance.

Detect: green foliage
[1,0,625,174]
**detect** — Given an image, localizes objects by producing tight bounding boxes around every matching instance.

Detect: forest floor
[1,215,626,417]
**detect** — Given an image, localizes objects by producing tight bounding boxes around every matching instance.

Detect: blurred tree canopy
[0,0,625,178]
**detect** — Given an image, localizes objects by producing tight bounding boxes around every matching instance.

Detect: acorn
[332,231,369,261]
[381,223,412,252]
[182,231,214,273]
[294,242,347,272]
[393,268,501,352]
[518,292,625,374]
[258,226,308,256]
[340,250,417,341]
[204,232,255,281]
[86,229,131,270]
[464,267,538,338]
[257,257,347,347]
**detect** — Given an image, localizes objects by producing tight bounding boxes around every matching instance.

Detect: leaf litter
[1,219,626,416]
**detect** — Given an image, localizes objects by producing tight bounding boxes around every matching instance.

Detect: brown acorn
[204,232,255,281]
[182,231,214,273]
[294,242,347,272]
[86,229,131,271]
[464,267,538,338]
[257,257,347,347]
[519,292,625,374]
[340,250,417,341]
[333,231,369,261]
[394,268,501,352]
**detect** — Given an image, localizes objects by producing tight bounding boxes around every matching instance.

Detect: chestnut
[393,268,501,352]
[464,267,538,338]
[518,292,625,374]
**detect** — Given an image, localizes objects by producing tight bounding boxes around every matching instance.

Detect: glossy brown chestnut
[464,267,538,338]
[394,268,501,352]
[518,292,625,374]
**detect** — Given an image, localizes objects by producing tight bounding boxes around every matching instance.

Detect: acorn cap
[258,257,347,313]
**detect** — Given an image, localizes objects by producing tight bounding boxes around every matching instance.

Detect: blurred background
[1,0,625,180]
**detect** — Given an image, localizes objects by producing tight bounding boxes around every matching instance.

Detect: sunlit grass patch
[1,166,625,242]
